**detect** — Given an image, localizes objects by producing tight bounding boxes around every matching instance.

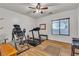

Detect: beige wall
[0,7,78,44]
[0,8,35,42]
[77,6,79,37]
[36,9,78,43]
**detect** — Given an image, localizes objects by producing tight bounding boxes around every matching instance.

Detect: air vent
[48,12,53,14]
[0,18,4,20]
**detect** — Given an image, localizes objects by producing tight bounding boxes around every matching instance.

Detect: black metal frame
[39,34,48,40]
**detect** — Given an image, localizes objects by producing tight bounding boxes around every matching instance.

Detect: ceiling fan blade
[41,7,48,10]
[36,3,41,9]
[29,7,36,9]
[33,11,36,13]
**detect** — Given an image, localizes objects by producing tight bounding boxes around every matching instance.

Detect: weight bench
[71,38,79,56]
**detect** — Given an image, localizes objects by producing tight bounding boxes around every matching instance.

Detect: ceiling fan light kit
[29,3,48,14]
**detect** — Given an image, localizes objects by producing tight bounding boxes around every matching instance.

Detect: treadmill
[28,27,41,46]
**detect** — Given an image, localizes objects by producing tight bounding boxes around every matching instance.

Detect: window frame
[51,18,70,36]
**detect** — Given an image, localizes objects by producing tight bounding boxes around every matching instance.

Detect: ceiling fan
[29,3,48,14]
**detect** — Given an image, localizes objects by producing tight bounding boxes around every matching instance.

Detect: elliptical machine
[12,25,29,53]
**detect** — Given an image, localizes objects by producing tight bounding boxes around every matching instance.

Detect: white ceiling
[0,3,78,19]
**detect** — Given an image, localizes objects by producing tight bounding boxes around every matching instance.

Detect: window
[52,20,59,35]
[51,18,70,36]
